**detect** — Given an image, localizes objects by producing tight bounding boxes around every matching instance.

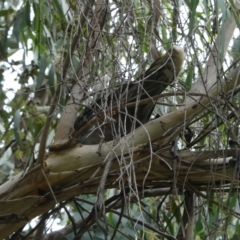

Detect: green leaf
[32,2,40,31]
[43,25,57,57]
[0,8,14,17]
[20,28,28,48]
[232,35,240,61]
[195,215,204,234]
[32,1,43,50]
[161,25,168,46]
[36,56,47,90]
[0,109,8,124]
[71,55,80,70]
[185,64,194,91]
[52,0,65,18]
[48,64,56,96]
[0,41,6,59]
[186,0,199,32]
[12,11,24,42]
[13,110,21,131]
[229,0,240,29]
[25,1,31,27]
[13,110,22,147]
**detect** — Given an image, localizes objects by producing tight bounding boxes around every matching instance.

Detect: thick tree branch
[46,67,240,172]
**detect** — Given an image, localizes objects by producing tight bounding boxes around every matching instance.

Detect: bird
[73,46,185,144]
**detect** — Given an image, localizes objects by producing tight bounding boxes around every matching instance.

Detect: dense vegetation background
[1,0,240,239]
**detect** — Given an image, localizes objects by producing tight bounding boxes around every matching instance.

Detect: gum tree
[0,0,240,239]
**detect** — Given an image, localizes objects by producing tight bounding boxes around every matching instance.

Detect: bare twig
[52,0,107,148]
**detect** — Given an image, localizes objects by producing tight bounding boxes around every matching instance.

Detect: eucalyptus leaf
[13,109,22,147]
[35,56,47,90]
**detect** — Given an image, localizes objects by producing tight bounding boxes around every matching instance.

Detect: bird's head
[168,46,185,74]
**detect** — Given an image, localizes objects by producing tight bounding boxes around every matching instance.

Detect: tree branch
[46,67,240,172]
[186,2,240,103]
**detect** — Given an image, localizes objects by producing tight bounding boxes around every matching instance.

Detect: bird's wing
[73,81,135,131]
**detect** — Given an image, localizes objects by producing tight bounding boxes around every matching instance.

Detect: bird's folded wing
[73,46,185,143]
